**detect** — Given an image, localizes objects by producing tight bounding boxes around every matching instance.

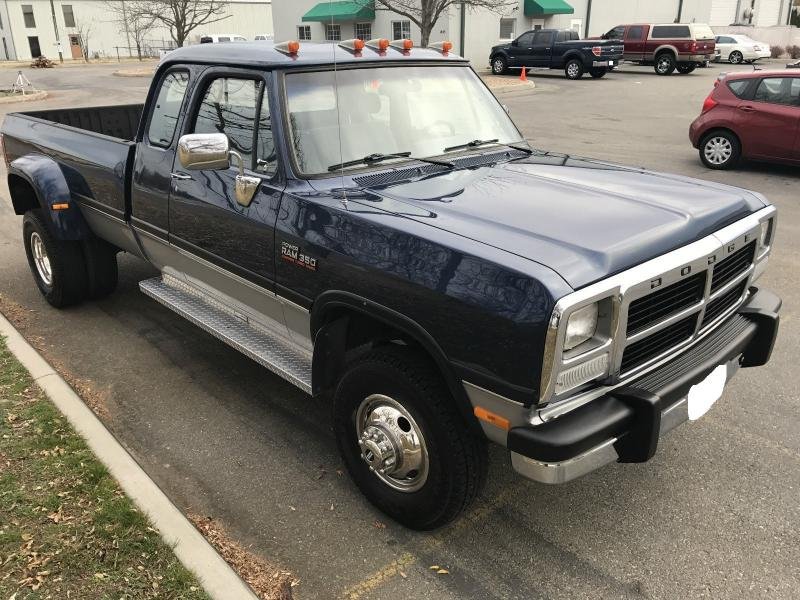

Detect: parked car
[1,40,780,530]
[788,59,800,69]
[199,34,248,44]
[600,23,715,75]
[690,69,800,169]
[714,34,771,64]
[490,29,623,79]
[254,33,274,41]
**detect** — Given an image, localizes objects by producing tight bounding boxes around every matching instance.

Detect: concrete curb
[0,90,48,104]
[0,312,259,600]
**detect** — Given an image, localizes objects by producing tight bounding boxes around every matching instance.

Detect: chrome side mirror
[177,133,230,170]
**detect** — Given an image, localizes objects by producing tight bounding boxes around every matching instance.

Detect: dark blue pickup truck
[1,40,780,530]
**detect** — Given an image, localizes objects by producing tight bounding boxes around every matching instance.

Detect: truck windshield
[284,65,523,175]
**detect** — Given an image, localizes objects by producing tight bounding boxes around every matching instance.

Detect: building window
[325,24,341,41]
[28,36,41,57]
[355,22,371,40]
[297,25,311,40]
[499,18,515,40]
[22,5,36,28]
[392,20,411,40]
[62,5,75,28]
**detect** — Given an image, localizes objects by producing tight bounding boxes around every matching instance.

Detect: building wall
[0,2,17,60]
[2,0,273,61]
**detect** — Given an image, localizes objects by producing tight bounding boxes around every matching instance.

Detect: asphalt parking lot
[0,61,798,599]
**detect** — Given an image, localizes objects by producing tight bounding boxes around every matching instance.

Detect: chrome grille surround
[538,205,776,408]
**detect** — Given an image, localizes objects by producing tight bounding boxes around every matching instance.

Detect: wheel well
[700,127,741,148]
[8,174,40,215]
[655,48,676,59]
[311,305,479,432]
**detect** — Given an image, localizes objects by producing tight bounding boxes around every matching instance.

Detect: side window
[606,25,625,39]
[556,30,568,42]
[626,26,643,40]
[532,31,552,45]
[193,77,263,170]
[651,25,690,38]
[255,94,277,175]
[727,79,750,99]
[147,70,189,148]
[754,78,797,106]
[517,32,534,46]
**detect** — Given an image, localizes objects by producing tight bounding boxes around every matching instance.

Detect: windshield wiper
[327,152,455,172]
[443,138,499,153]
[505,143,533,154]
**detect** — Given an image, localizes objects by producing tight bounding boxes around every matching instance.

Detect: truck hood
[361,155,767,289]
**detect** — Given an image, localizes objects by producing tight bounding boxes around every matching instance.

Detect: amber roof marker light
[339,38,366,55]
[275,40,300,57]
[365,38,390,54]
[428,41,453,55]
[389,38,413,53]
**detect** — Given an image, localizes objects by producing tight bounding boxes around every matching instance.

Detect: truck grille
[621,315,698,373]
[710,241,755,293]
[617,234,758,377]
[626,272,706,336]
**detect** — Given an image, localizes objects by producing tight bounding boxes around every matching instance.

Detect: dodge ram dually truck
[1,40,781,530]
[489,29,623,79]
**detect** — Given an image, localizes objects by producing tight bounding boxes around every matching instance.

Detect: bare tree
[103,1,158,60]
[74,18,94,61]
[368,0,516,47]
[129,0,230,47]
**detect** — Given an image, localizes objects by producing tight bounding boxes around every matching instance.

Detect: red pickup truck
[601,23,716,75]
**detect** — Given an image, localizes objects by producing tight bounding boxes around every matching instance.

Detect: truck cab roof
[161,41,467,69]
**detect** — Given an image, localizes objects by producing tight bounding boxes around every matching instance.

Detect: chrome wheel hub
[567,64,579,77]
[657,57,670,72]
[30,232,52,286]
[493,59,504,72]
[356,394,428,492]
[704,136,732,165]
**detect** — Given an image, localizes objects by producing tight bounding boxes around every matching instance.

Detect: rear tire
[23,211,88,308]
[654,52,676,75]
[333,346,487,530]
[589,67,607,78]
[699,130,741,170]
[565,59,584,80]
[676,63,696,74]
[83,237,119,299]
[729,51,743,64]
[491,56,508,75]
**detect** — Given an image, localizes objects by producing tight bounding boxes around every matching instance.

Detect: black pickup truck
[1,40,780,530]
[490,29,624,79]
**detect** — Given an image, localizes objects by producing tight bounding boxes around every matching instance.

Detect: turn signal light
[591,46,602,57]
[390,38,413,52]
[473,406,510,431]
[428,41,453,55]
[366,38,390,52]
[339,38,365,53]
[51,203,70,210]
[275,40,300,56]
[701,94,718,113]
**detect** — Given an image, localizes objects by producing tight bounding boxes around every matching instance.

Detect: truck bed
[20,104,143,141]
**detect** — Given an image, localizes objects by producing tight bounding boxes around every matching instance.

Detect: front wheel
[589,67,607,78]
[23,211,88,308]
[565,59,584,80]
[333,347,487,530]
[676,63,696,74]
[699,130,741,170]
[491,56,508,75]
[654,53,676,75]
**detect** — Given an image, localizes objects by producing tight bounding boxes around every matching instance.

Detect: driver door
[509,32,535,67]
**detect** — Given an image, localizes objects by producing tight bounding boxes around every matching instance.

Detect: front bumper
[507,287,780,484]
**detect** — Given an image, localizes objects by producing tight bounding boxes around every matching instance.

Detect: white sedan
[714,34,771,64]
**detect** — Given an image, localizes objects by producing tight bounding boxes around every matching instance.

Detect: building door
[69,35,82,59]
[27,36,41,58]
[570,19,582,36]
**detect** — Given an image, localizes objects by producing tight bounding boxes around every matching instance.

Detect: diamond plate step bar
[139,276,312,394]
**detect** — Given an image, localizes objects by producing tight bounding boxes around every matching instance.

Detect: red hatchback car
[689,70,800,169]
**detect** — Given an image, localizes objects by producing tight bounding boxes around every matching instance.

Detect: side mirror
[177,133,230,170]
[511,39,519,47]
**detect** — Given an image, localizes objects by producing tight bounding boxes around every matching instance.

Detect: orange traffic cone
[520,68,528,82]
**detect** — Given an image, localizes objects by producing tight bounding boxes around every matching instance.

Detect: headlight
[563,303,598,351]
[759,218,773,247]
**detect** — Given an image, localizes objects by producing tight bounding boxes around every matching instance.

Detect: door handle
[738,105,755,113]
[170,172,192,180]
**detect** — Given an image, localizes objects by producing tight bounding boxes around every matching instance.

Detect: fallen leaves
[429,565,450,575]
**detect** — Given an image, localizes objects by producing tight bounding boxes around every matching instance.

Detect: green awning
[524,0,574,16]
[302,1,375,23]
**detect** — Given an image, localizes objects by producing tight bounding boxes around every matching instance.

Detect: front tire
[491,55,508,75]
[729,51,743,64]
[654,53,676,75]
[676,63,696,74]
[699,130,741,170]
[333,347,487,530]
[565,59,584,80]
[23,211,88,308]
[589,67,607,78]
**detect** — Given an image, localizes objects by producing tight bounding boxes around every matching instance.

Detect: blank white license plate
[608,60,615,66]
[687,364,727,420]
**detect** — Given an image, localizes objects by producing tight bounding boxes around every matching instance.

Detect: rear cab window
[651,25,690,39]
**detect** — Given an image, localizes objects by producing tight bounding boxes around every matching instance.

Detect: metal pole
[676,0,684,23]
[585,0,593,38]
[49,0,63,63]
[459,2,465,57]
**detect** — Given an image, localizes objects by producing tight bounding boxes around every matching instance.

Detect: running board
[139,276,312,394]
